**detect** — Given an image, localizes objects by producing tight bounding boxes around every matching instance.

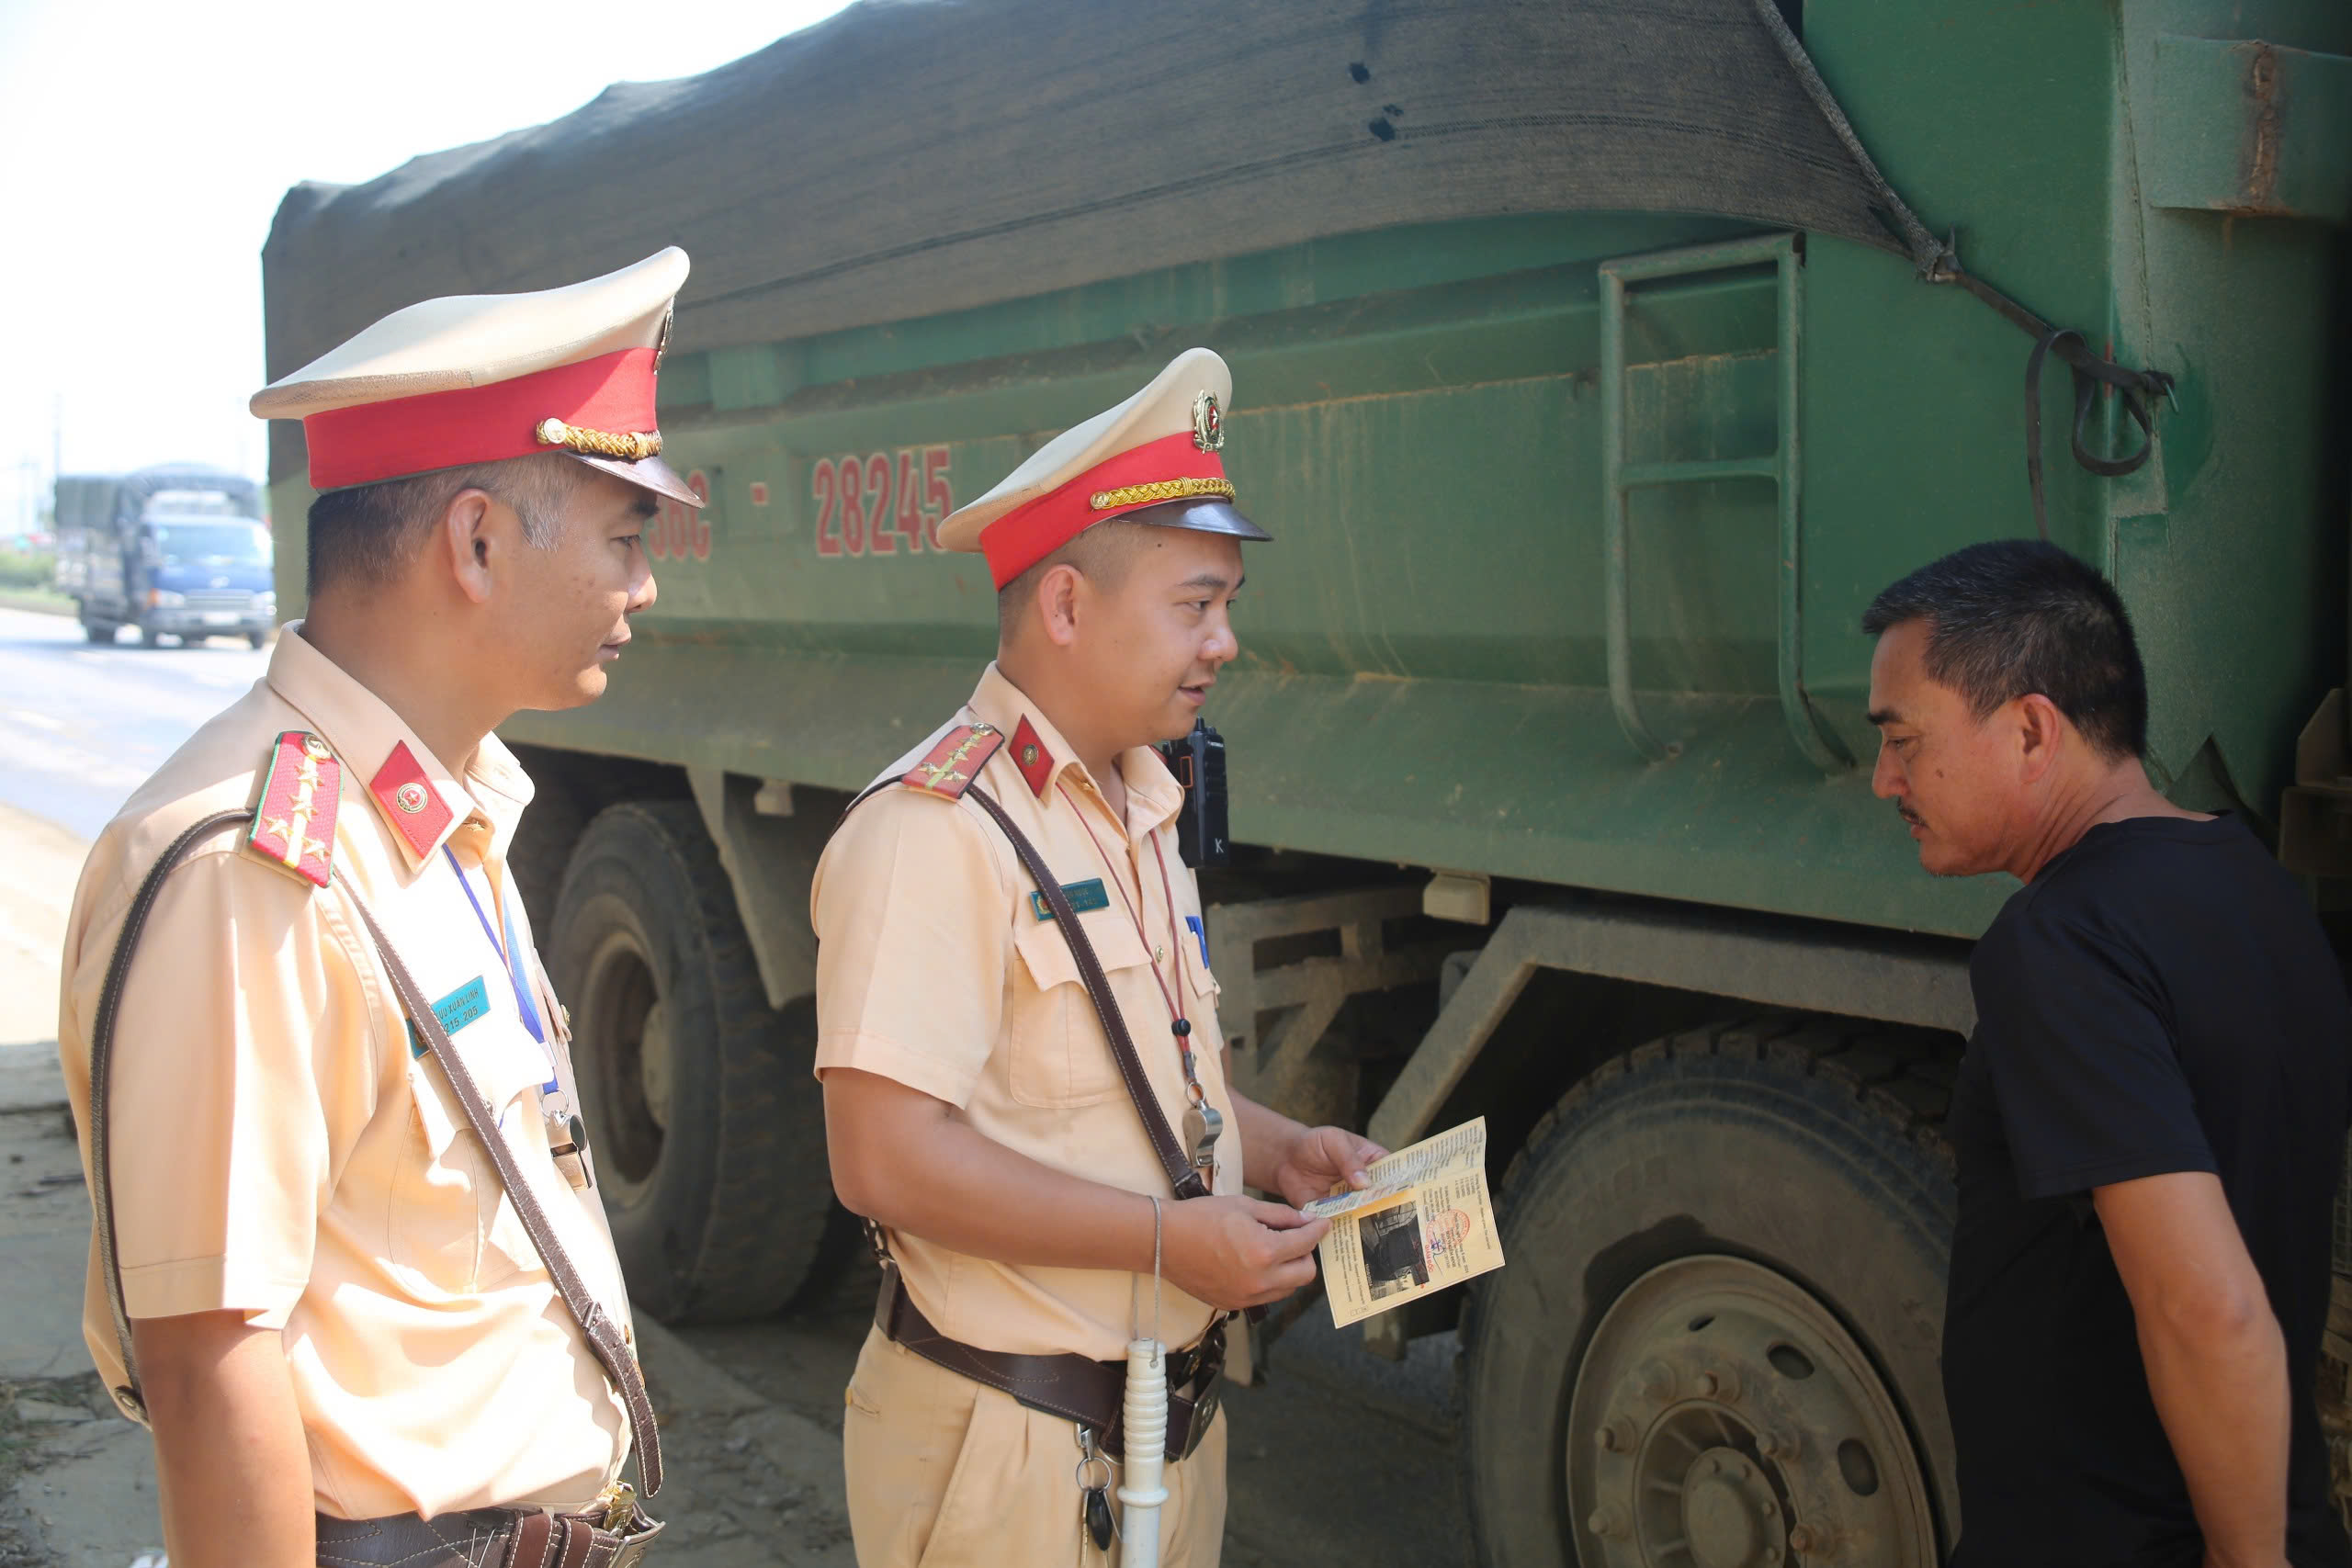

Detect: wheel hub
[1568,1255,1937,1566]
[1677,1449,1775,1568]
[639,999,673,1131]
[575,920,667,1191]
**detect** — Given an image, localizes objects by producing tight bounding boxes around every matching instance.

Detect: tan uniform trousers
[843,1327,1228,1568]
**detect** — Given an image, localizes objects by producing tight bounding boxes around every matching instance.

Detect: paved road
[0,606,267,841]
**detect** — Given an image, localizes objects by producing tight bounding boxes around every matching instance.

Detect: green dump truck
[259,2,2352,1561]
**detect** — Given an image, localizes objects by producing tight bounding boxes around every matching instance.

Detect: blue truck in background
[52,465,275,648]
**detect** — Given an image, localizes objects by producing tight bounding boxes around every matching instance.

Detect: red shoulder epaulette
[246,730,341,888]
[901,723,1002,800]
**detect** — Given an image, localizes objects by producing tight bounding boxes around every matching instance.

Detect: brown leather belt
[314,1501,663,1568]
[873,1258,1224,1462]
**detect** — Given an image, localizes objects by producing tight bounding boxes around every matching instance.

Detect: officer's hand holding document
[1303,1117,1504,1327]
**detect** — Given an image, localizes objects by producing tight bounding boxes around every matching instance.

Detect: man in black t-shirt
[1864,540,2350,1568]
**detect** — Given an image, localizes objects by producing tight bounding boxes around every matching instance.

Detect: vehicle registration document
[1303,1117,1505,1328]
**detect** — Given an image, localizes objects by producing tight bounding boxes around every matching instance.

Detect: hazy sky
[0,0,856,534]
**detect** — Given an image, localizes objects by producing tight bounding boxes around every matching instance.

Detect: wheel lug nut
[1790,1523,1820,1553]
[1588,1505,1628,1540]
[1596,1416,1637,1453]
[1640,1359,1676,1400]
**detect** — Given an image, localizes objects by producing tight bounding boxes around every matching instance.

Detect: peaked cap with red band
[936,347,1271,587]
[249,248,701,508]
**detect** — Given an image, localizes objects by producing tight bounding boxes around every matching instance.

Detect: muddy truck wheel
[508,774,589,942]
[1457,1019,1959,1567]
[548,800,832,1322]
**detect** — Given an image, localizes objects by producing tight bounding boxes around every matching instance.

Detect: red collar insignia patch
[367,739,455,862]
[901,723,1003,800]
[247,731,341,888]
[1009,716,1054,797]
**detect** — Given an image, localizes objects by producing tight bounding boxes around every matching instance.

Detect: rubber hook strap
[2024,328,2177,543]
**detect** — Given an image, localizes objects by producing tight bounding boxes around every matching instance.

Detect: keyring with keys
[1074,1423,1116,1550]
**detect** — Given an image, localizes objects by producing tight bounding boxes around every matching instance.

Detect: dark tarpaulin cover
[260,0,1907,483]
[60,466,265,533]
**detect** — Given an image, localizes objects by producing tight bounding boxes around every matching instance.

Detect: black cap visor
[565,449,704,508]
[1117,495,1272,542]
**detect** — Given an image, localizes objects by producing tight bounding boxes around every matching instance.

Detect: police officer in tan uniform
[56,251,696,1567]
[815,349,1387,1566]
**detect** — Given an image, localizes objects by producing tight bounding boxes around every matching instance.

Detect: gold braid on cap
[536,417,662,462]
[1088,476,1238,512]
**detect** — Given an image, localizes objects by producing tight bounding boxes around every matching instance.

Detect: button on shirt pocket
[1009,907,1155,1108]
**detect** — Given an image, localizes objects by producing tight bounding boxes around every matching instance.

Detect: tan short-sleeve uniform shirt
[812,664,1242,1363]
[56,626,635,1520]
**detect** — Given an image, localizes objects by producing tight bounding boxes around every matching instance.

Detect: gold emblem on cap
[536,417,663,462]
[1192,390,1224,453]
[1089,477,1238,512]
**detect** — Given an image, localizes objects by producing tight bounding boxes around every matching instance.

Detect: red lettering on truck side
[924,447,951,550]
[812,447,953,559]
[864,453,895,554]
[648,469,711,562]
[894,450,922,552]
[813,457,840,556]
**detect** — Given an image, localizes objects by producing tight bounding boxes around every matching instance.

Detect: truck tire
[509,776,589,942]
[83,615,113,643]
[1456,1018,1958,1568]
[547,800,833,1322]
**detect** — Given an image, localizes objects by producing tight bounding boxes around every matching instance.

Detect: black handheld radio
[1156,718,1229,867]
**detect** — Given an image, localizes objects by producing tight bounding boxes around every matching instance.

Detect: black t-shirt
[1945,815,2351,1567]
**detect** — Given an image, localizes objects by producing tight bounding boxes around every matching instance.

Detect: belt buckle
[606,1507,666,1568]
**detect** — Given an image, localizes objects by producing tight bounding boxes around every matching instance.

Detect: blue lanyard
[442,843,548,1052]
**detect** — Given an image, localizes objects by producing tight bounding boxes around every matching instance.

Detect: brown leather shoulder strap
[89,825,662,1494]
[964,784,1210,1201]
[334,874,664,1496]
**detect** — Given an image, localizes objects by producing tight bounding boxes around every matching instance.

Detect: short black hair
[995,518,1155,643]
[306,453,581,595]
[1861,539,2147,760]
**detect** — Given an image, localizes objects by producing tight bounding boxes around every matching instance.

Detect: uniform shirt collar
[265,625,533,868]
[968,662,1183,836]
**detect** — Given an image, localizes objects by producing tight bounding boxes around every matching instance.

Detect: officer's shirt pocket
[1009,907,1154,1108]
[390,1026,550,1295]
[1187,939,1220,1007]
